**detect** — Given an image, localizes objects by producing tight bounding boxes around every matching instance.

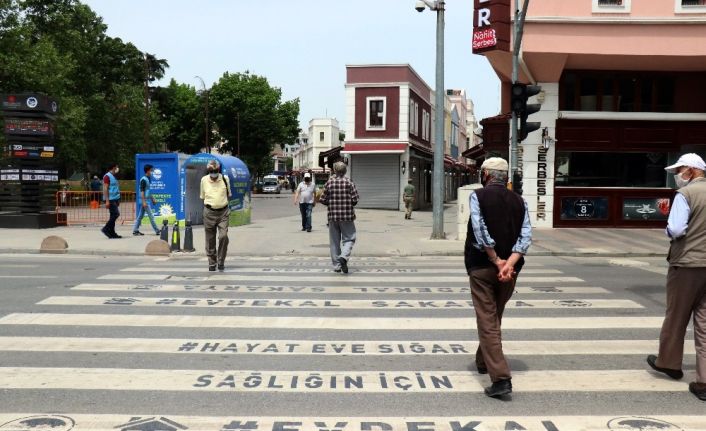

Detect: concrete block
[145,239,171,256]
[40,235,68,254]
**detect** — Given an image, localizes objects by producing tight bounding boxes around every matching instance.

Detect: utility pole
[430,1,446,239]
[509,0,530,190]
[143,55,150,153]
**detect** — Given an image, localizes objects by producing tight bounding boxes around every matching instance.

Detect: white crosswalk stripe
[1,256,698,429]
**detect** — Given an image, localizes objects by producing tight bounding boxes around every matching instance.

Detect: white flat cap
[481,157,509,172]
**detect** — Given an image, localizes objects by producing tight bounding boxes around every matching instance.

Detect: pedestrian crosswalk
[0,256,702,430]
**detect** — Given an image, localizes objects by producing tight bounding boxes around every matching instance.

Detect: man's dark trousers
[299,203,313,230]
[104,200,120,235]
[471,267,516,382]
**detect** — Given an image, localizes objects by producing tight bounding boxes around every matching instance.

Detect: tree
[209,72,300,177]
[152,79,205,154]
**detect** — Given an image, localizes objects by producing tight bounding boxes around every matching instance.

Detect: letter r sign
[478,8,491,27]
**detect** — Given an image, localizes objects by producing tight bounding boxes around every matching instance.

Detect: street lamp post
[195,76,209,154]
[415,0,446,239]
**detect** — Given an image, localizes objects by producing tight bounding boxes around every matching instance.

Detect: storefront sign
[623,198,671,221]
[472,0,511,54]
[536,144,548,221]
[560,197,609,220]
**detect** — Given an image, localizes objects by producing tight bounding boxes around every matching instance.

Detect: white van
[262,175,281,194]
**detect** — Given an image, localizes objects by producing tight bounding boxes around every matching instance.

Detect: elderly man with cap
[464,157,531,399]
[200,159,232,272]
[319,161,359,274]
[293,172,318,232]
[647,153,706,401]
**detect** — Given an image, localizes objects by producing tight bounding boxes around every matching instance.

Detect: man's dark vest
[464,183,526,274]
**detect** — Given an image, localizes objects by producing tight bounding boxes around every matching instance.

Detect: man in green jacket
[403,179,415,220]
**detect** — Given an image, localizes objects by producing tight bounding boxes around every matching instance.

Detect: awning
[462,144,485,159]
[341,143,408,154]
[318,146,342,169]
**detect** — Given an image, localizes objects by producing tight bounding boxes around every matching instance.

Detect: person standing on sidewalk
[464,157,531,399]
[293,172,317,232]
[132,164,160,236]
[403,178,415,220]
[647,153,706,402]
[101,163,122,239]
[319,161,359,274]
[200,160,232,272]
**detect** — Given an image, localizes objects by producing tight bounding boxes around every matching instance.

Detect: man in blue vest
[465,157,532,399]
[101,163,122,239]
[132,164,160,236]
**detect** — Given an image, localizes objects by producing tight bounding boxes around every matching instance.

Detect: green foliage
[1,0,301,180]
[152,79,205,154]
[209,72,300,176]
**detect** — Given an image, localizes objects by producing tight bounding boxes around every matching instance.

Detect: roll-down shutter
[351,154,399,210]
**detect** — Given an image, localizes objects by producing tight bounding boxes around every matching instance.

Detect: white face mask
[114,168,119,174]
[674,171,691,189]
[209,172,219,179]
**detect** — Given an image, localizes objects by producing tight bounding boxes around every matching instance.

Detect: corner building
[476,0,706,227]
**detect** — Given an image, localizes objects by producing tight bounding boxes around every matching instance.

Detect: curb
[0,248,668,259]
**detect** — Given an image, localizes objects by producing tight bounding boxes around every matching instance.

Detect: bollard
[183,219,195,252]
[160,219,169,242]
[170,220,181,252]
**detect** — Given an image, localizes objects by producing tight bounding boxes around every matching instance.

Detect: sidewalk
[0,202,670,258]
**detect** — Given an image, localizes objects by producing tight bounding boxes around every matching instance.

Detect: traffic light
[510,83,542,142]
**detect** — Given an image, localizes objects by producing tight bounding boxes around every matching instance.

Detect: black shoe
[334,268,342,273]
[689,382,706,401]
[338,257,348,274]
[307,228,311,232]
[484,379,512,398]
[646,355,683,380]
[101,227,111,239]
[111,234,122,239]
[477,365,488,375]
[208,265,216,272]
[133,231,144,236]
[217,264,225,272]
[301,228,306,231]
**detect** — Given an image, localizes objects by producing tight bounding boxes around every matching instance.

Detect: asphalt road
[0,253,702,431]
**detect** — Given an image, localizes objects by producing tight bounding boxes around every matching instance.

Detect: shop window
[676,0,706,13]
[560,71,676,113]
[555,152,667,188]
[593,0,631,13]
[366,97,386,130]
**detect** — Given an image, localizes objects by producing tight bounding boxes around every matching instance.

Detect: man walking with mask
[101,163,122,239]
[200,160,232,272]
[465,157,531,399]
[133,164,160,236]
[647,153,706,402]
[293,172,317,232]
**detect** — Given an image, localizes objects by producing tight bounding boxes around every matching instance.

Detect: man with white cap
[647,153,706,401]
[464,157,531,398]
[293,172,317,232]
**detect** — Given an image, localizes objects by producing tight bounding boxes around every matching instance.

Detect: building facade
[292,120,341,172]
[474,0,706,228]
[343,64,438,211]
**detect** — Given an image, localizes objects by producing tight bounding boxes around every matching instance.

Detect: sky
[82,0,501,133]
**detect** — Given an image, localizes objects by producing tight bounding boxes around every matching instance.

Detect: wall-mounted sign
[4,118,53,136]
[1,93,58,114]
[623,198,671,221]
[560,197,609,220]
[472,0,511,54]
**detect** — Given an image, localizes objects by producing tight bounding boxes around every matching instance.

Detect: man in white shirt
[293,172,317,232]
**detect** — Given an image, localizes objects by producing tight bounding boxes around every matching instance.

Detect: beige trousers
[203,206,230,267]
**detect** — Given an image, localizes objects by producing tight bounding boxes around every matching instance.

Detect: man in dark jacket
[464,157,532,398]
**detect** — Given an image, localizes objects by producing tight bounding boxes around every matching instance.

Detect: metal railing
[55,191,136,225]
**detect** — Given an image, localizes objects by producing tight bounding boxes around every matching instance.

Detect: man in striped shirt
[319,161,359,274]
